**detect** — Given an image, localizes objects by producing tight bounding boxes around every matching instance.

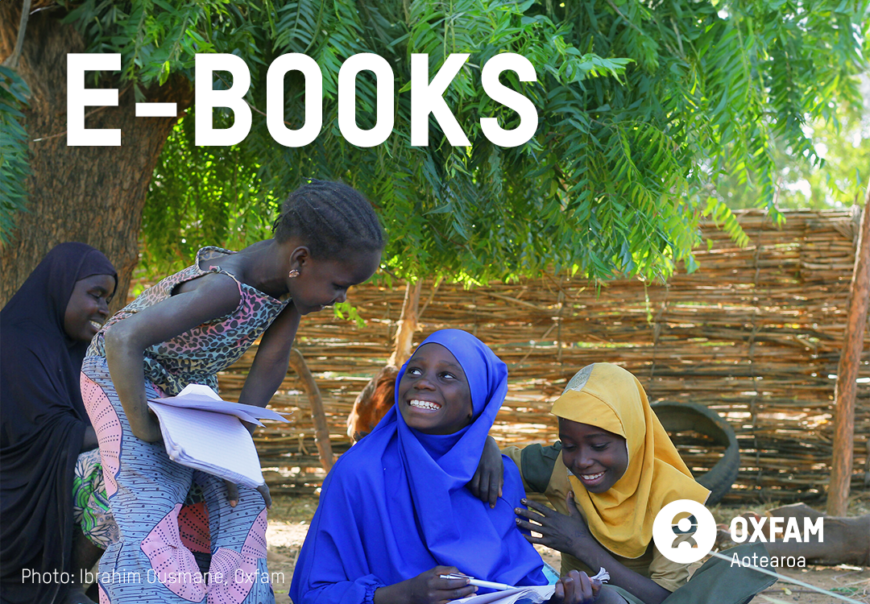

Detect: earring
[288,269,300,278]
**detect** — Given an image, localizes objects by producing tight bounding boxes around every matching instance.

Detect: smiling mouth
[89,320,103,331]
[408,399,441,411]
[580,471,605,484]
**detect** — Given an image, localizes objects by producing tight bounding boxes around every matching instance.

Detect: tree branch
[2,0,32,70]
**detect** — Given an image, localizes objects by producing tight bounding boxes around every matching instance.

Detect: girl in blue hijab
[291,330,603,604]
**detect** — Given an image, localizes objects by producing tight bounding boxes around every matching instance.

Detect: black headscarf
[1,243,117,604]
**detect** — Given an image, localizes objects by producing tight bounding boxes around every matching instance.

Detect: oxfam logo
[652,500,717,563]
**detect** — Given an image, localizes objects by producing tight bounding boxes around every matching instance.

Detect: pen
[439,574,514,591]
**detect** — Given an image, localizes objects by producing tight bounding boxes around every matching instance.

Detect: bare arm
[104,275,241,442]
[237,301,300,412]
[218,301,299,511]
[468,435,504,508]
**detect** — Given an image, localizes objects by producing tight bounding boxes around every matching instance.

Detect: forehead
[76,274,116,291]
[558,418,621,440]
[409,343,464,372]
[319,251,381,283]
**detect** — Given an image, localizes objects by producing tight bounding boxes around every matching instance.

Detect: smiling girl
[291,330,620,604]
[79,180,384,604]
[500,364,774,604]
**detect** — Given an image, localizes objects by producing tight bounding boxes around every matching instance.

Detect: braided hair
[272,180,385,259]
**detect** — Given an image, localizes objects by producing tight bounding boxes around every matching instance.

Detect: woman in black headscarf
[1,243,117,604]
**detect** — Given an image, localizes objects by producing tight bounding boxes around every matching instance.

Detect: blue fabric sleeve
[291,460,390,604]
[301,574,385,604]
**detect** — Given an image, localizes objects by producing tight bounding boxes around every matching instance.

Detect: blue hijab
[291,330,546,604]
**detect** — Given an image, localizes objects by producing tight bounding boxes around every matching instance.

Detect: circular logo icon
[652,500,717,563]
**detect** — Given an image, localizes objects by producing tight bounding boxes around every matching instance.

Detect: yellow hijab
[551,363,709,558]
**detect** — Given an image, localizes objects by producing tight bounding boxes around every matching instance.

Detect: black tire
[651,402,740,505]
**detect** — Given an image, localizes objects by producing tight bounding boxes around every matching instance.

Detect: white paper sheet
[454,568,608,604]
[455,585,555,604]
[149,384,288,426]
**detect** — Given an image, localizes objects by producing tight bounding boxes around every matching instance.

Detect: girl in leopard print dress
[81,181,384,604]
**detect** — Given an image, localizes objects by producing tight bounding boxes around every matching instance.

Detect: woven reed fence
[186,209,868,504]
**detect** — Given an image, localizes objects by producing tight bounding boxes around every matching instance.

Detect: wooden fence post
[289,347,334,472]
[827,188,870,516]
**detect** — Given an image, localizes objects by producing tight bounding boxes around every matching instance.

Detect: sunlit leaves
[5,0,866,283]
[142,112,280,276]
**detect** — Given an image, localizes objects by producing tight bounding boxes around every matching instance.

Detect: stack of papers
[454,568,609,604]
[148,384,288,488]
[456,585,555,604]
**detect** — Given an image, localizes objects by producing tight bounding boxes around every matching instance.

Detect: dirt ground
[264,492,870,604]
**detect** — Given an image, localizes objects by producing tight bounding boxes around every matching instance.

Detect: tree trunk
[288,348,334,472]
[827,189,870,516]
[388,280,422,367]
[0,2,192,310]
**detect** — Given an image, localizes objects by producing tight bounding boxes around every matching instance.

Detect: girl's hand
[225,480,240,507]
[549,571,601,604]
[468,436,503,508]
[224,480,272,509]
[515,492,591,557]
[374,566,477,604]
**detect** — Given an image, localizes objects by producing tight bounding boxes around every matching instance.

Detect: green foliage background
[718,82,870,210]
[3,0,868,284]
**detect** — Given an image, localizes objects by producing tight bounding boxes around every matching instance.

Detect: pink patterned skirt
[81,355,274,604]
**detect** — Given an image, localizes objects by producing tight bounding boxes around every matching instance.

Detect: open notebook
[455,585,556,604]
[454,568,609,604]
[147,384,288,488]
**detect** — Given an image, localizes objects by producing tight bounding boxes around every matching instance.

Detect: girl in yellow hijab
[504,364,774,604]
